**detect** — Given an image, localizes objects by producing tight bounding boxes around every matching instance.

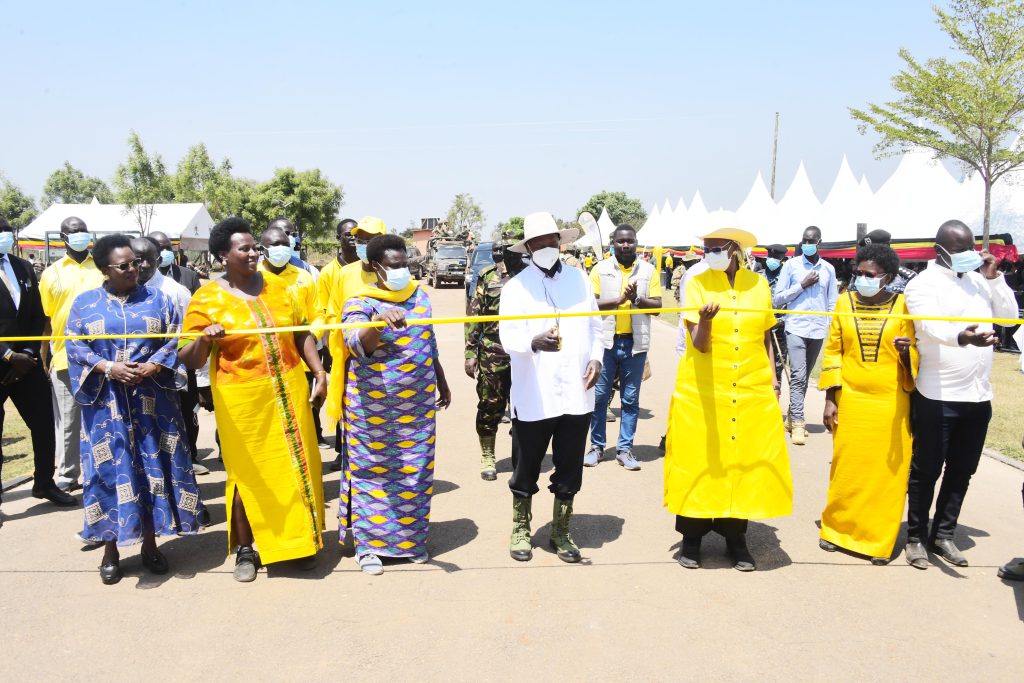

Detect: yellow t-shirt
[589,260,663,335]
[317,258,345,327]
[40,255,105,371]
[259,262,321,334]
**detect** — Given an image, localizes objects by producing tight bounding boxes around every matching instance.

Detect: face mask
[491,247,505,264]
[529,246,560,270]
[0,232,14,255]
[801,243,818,257]
[705,250,732,271]
[855,275,884,297]
[288,234,297,249]
[65,232,92,253]
[379,266,411,291]
[356,244,369,263]
[765,257,781,271]
[159,249,174,267]
[938,244,983,273]
[265,245,292,268]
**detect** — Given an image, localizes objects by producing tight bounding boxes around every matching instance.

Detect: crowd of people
[0,208,1022,585]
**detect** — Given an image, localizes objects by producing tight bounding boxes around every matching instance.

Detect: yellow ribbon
[9,306,1020,343]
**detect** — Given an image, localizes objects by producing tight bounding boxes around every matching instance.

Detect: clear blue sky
[1,1,953,234]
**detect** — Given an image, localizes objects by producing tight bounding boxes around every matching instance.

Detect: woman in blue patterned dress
[342,234,451,575]
[66,234,205,585]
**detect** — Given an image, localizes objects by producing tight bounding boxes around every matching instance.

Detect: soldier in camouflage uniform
[464,237,527,480]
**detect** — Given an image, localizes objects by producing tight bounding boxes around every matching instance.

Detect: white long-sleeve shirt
[903,260,1019,402]
[498,263,604,421]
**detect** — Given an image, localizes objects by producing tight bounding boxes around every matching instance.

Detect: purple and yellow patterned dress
[342,286,437,559]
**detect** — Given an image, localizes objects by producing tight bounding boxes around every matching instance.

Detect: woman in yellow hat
[664,226,792,571]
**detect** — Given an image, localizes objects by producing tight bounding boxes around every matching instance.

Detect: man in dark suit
[0,216,76,524]
[149,231,201,294]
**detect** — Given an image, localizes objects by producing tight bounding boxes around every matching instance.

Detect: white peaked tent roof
[774,162,822,244]
[735,171,779,245]
[635,203,661,244]
[22,201,213,248]
[597,207,616,242]
[873,147,961,237]
[859,174,873,193]
[821,156,871,242]
[683,190,709,235]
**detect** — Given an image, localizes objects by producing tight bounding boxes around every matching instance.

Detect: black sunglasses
[107,259,142,272]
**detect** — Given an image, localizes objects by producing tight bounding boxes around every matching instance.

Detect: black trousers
[306,372,324,440]
[179,370,199,459]
[675,516,748,539]
[508,413,591,500]
[907,392,991,542]
[0,362,56,488]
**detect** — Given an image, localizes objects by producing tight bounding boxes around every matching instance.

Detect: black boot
[678,537,701,569]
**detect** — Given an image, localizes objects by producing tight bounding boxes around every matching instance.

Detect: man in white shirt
[903,220,1019,569]
[131,237,209,478]
[498,212,603,564]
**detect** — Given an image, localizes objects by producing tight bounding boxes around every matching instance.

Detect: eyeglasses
[704,246,732,255]
[106,259,141,272]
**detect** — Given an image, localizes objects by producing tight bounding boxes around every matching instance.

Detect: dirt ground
[1,284,1022,682]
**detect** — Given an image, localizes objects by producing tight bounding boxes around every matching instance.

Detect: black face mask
[492,246,505,264]
[504,251,527,275]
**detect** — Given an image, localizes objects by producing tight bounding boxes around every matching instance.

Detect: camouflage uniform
[465,261,512,437]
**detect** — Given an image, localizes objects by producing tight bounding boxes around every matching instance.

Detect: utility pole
[770,112,780,199]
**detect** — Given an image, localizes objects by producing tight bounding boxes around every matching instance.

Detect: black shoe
[480,470,497,482]
[929,538,968,567]
[100,559,122,585]
[998,558,1024,581]
[234,545,260,582]
[819,538,838,552]
[330,456,342,472]
[658,435,666,452]
[510,547,533,562]
[141,549,169,575]
[726,536,756,572]
[678,537,701,569]
[57,481,82,493]
[32,484,77,507]
[197,507,212,528]
[905,541,929,569]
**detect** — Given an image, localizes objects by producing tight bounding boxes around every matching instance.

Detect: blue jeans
[590,336,646,452]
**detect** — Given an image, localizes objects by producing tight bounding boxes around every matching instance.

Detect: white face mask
[704,250,732,271]
[529,246,560,270]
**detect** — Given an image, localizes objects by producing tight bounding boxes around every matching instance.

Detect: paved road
[2,283,1022,681]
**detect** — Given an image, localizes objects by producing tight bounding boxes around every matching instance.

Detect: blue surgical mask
[65,232,92,253]
[938,244,983,273]
[159,249,174,267]
[801,243,818,257]
[855,275,884,297]
[265,245,292,268]
[380,266,411,291]
[288,234,297,249]
[0,232,14,255]
[356,243,368,263]
[765,257,781,271]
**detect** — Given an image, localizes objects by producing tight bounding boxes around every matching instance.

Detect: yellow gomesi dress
[182,275,324,564]
[664,268,792,520]
[818,292,918,558]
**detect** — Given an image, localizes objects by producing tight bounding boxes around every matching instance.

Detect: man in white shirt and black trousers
[903,219,1019,569]
[498,212,603,564]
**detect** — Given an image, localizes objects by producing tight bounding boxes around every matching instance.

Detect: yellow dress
[183,275,324,564]
[324,261,376,427]
[664,268,792,519]
[818,292,918,558]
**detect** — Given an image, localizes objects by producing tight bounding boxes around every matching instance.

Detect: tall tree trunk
[983,176,992,250]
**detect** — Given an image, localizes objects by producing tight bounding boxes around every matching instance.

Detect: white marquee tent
[21,200,213,249]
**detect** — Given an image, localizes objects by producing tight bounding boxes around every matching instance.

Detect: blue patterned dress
[66,285,205,546]
[342,287,437,559]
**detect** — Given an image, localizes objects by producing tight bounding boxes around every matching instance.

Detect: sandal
[358,553,384,575]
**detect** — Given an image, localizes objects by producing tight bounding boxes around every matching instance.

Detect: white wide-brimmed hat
[509,211,580,253]
[697,211,758,249]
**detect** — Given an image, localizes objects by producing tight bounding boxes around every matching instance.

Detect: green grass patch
[2,403,33,480]
[988,353,1024,461]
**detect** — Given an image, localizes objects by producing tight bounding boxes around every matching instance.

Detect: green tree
[0,175,37,228]
[41,162,114,208]
[443,193,486,239]
[577,191,647,227]
[113,131,173,233]
[495,216,525,240]
[242,168,344,240]
[850,0,1024,245]
[171,143,245,220]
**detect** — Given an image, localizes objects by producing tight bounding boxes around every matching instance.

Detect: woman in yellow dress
[665,226,791,572]
[178,217,327,582]
[818,243,917,564]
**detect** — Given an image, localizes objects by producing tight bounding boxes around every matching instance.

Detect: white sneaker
[358,553,384,575]
[616,450,641,471]
[584,446,602,467]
